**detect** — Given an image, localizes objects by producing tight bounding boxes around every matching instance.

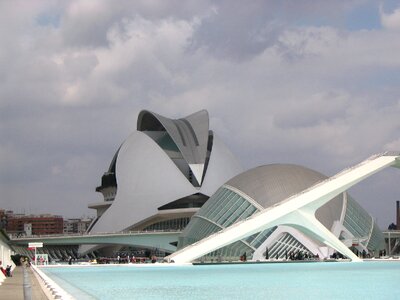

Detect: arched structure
[169,152,400,263]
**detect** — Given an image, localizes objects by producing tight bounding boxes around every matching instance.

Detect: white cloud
[381,5,400,30]
[1,1,399,227]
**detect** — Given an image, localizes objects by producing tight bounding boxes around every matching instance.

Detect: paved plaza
[0,266,47,300]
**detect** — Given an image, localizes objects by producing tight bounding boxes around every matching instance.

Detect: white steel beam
[167,152,400,263]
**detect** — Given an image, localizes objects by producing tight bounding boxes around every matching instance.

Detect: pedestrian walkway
[0,266,48,300]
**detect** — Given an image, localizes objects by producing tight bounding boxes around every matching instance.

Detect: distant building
[24,223,32,236]
[6,213,63,236]
[0,209,15,230]
[64,218,93,234]
[0,209,6,229]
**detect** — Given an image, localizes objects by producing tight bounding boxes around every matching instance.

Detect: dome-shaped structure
[82,110,243,255]
[178,164,384,261]
[226,164,343,231]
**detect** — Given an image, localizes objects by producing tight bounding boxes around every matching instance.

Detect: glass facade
[343,196,373,247]
[178,187,274,261]
[179,187,384,261]
[143,217,190,231]
[367,220,385,251]
[267,233,312,259]
[341,195,384,252]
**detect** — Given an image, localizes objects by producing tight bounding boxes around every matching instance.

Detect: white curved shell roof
[137,110,210,184]
[226,164,343,230]
[89,111,243,235]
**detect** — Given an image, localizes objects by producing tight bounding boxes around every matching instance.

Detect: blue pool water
[41,261,400,299]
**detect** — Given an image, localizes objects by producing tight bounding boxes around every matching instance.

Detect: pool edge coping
[31,264,75,300]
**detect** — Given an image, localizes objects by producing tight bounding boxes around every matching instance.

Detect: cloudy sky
[1,0,399,229]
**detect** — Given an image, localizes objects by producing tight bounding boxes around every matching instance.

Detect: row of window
[204,240,253,261]
[179,187,274,260]
[267,233,311,259]
[143,217,191,231]
[180,186,383,260]
[178,217,222,247]
[367,221,385,250]
[343,196,373,247]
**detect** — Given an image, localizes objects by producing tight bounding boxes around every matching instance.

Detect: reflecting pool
[41,261,400,299]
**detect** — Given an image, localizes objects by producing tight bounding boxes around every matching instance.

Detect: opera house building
[83,109,385,261]
[82,109,242,255]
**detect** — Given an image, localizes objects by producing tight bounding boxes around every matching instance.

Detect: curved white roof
[226,164,343,232]
[89,110,243,234]
[137,110,210,184]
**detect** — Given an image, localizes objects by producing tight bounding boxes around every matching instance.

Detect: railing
[10,229,183,240]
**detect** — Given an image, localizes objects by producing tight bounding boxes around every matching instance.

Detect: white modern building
[81,110,243,255]
[78,108,397,262]
[178,164,386,261]
[171,153,399,263]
